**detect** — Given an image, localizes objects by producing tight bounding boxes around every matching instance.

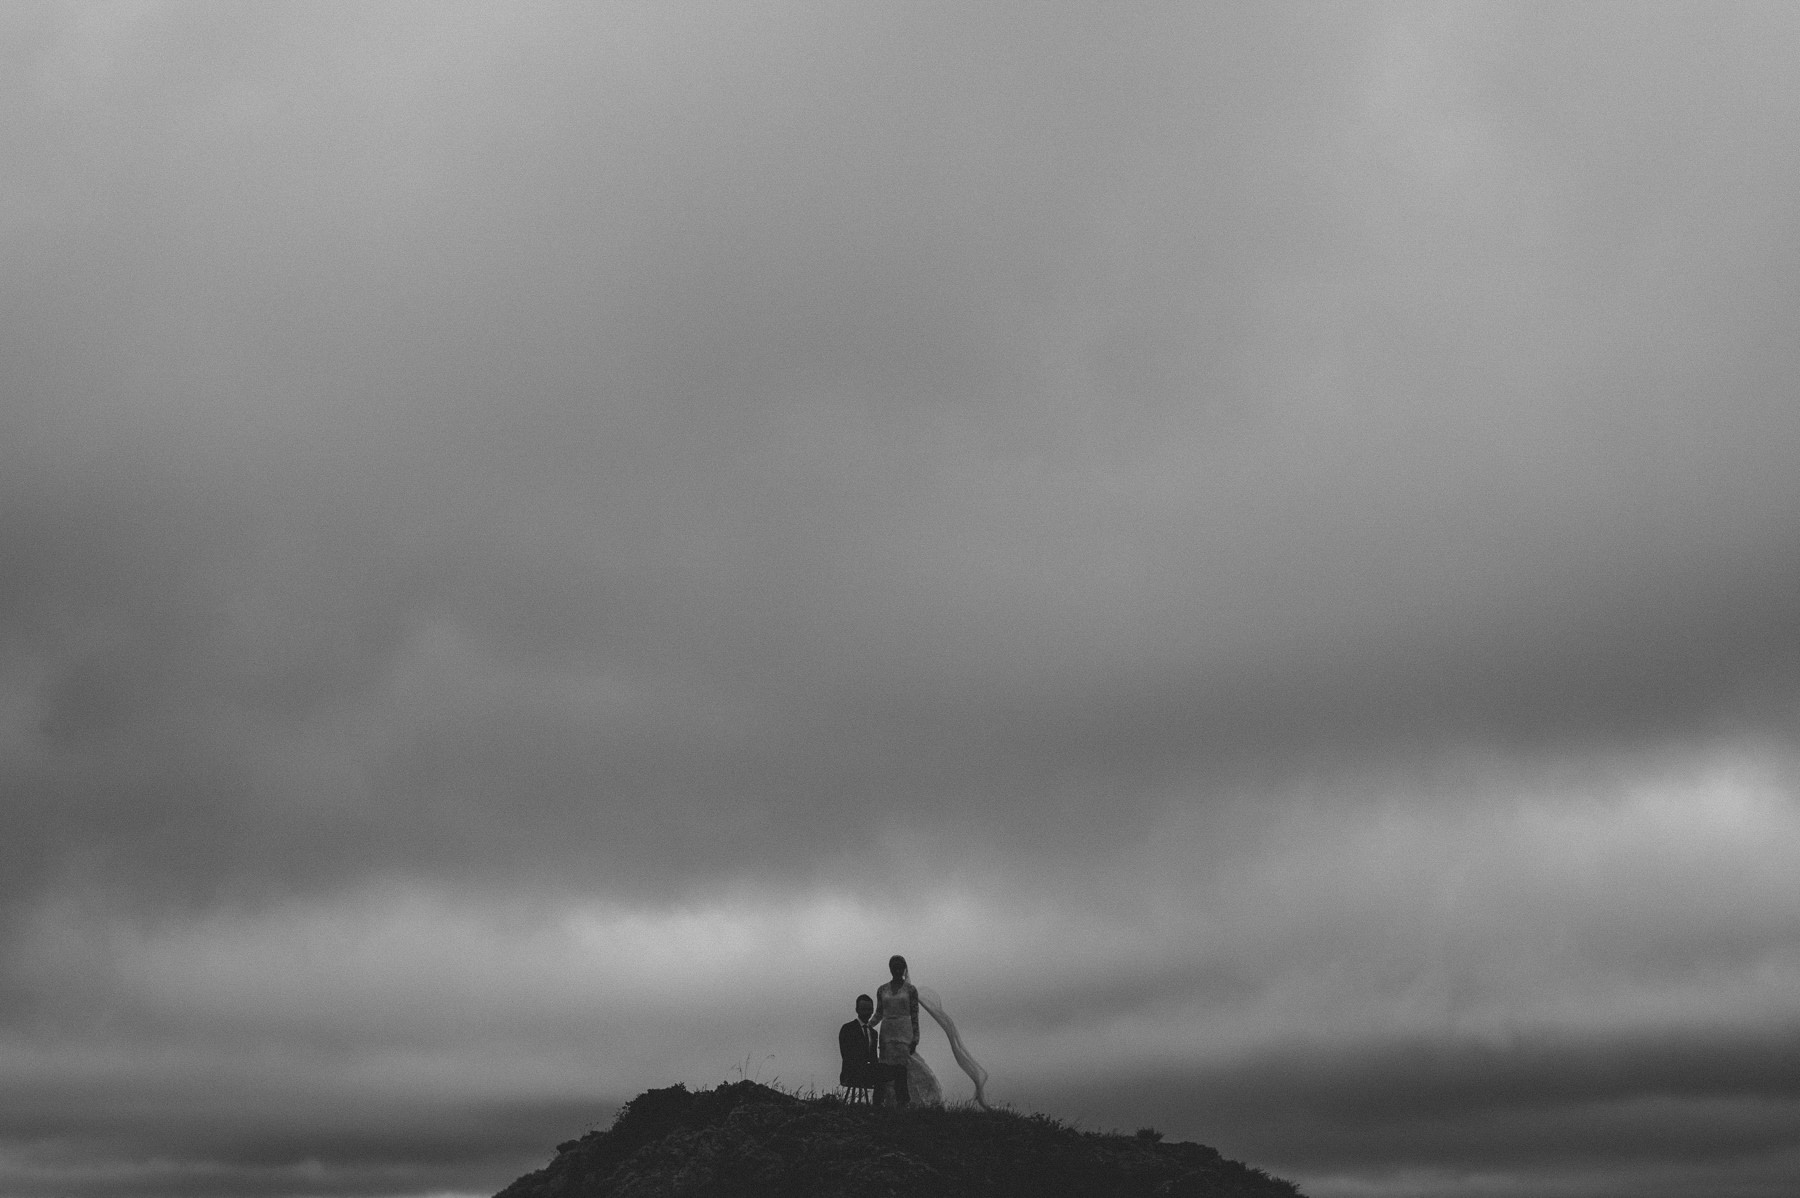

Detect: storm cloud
[4,3,1800,1196]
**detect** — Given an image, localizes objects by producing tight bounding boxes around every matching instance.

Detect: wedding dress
[904,1045,944,1105]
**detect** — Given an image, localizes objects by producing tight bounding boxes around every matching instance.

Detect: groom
[838,994,902,1106]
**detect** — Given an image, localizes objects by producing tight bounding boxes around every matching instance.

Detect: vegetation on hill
[495,1080,1304,1198]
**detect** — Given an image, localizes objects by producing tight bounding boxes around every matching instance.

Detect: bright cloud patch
[13,746,1798,1100]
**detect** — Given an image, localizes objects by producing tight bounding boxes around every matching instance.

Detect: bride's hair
[889,954,907,978]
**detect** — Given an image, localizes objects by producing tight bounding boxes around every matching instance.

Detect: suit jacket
[838,1018,880,1085]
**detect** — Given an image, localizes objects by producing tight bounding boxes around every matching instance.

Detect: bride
[872,954,989,1109]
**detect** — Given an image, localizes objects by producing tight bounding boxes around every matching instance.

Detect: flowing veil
[909,979,990,1109]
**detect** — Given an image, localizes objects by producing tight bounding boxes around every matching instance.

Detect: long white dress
[905,1045,944,1105]
[879,977,989,1109]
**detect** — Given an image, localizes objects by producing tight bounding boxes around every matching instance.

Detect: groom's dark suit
[838,1017,887,1089]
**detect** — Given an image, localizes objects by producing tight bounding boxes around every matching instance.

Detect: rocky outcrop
[496,1080,1303,1198]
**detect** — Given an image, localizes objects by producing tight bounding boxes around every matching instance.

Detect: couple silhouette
[836,954,989,1109]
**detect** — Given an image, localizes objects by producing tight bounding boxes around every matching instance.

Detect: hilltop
[495,1080,1304,1198]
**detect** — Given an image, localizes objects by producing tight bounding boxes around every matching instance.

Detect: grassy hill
[495,1080,1304,1197]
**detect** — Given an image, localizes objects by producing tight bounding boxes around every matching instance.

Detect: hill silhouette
[495,1080,1304,1197]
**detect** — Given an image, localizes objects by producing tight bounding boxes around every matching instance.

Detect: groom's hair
[855,994,872,1007]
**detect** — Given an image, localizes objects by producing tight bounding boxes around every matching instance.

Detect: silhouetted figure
[837,994,899,1104]
[871,955,920,1107]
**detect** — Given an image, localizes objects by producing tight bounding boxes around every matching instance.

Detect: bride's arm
[908,985,920,1049]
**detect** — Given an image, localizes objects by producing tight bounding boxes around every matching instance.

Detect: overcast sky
[5,3,1800,1196]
